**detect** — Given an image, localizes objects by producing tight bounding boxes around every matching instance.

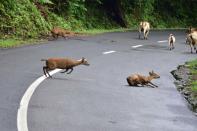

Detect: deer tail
[127,77,132,86]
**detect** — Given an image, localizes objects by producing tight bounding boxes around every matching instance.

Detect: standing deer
[187,32,197,53]
[168,34,176,50]
[139,21,150,40]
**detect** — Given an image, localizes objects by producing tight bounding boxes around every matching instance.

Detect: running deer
[41,57,90,78]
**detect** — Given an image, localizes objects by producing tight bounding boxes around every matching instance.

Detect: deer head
[81,57,90,66]
[149,70,160,79]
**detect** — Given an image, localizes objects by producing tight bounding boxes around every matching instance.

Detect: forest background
[0,0,196,40]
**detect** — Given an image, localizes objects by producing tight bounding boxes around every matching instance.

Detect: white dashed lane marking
[103,50,116,54]
[132,45,143,48]
[157,40,168,43]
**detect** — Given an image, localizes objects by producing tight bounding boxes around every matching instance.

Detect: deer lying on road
[127,71,160,88]
[41,57,90,78]
[139,21,150,40]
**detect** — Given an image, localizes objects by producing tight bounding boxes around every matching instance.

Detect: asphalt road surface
[0,30,197,131]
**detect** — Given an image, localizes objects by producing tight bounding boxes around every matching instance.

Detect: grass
[186,60,197,74]
[78,28,132,35]
[186,59,197,96]
[0,38,47,48]
[191,81,197,93]
[0,39,24,48]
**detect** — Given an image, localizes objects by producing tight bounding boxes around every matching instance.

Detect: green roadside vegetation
[186,59,197,94]
[0,39,23,48]
[186,59,197,112]
[0,28,128,48]
[0,0,197,48]
[0,39,46,48]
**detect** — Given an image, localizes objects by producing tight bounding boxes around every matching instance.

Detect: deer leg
[140,84,145,87]
[67,68,73,74]
[146,84,155,88]
[56,34,59,39]
[145,30,149,40]
[63,35,68,40]
[43,67,47,77]
[170,42,172,50]
[61,68,68,73]
[46,68,52,78]
[138,82,145,87]
[170,43,172,50]
[52,34,58,40]
[194,45,197,53]
[172,45,175,50]
[139,30,141,39]
[189,44,193,53]
[149,82,158,88]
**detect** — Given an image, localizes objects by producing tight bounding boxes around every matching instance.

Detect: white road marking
[157,40,168,43]
[17,69,62,131]
[132,45,143,48]
[103,50,116,54]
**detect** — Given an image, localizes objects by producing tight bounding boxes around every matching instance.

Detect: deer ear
[82,57,85,62]
[152,70,154,73]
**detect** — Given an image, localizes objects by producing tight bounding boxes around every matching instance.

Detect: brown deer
[127,71,160,88]
[51,27,74,39]
[41,57,90,78]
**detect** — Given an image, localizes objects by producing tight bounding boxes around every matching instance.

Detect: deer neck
[147,75,154,81]
[75,59,83,66]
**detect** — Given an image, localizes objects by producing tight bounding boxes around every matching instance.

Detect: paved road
[0,30,197,131]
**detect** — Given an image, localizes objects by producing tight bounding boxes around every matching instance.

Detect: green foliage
[47,13,70,29]
[37,0,53,4]
[0,0,197,40]
[84,2,119,30]
[67,0,87,17]
[0,39,23,48]
[186,59,197,97]
[122,0,197,28]
[0,0,50,38]
[187,60,197,74]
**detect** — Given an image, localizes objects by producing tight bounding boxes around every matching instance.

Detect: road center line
[132,45,143,48]
[157,40,168,43]
[102,50,116,54]
[17,69,62,131]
